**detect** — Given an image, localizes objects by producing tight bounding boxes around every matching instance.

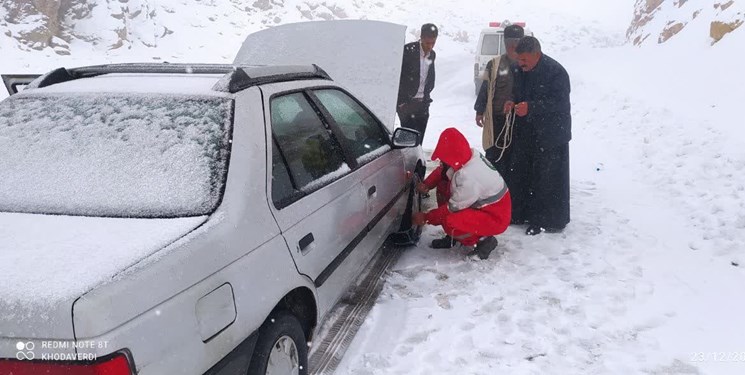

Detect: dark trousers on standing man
[509,142,571,229]
[484,113,512,178]
[397,99,430,146]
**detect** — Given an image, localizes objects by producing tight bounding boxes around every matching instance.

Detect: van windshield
[481,34,504,55]
[0,93,233,218]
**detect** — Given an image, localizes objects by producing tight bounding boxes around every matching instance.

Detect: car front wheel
[247,311,308,375]
[400,171,423,241]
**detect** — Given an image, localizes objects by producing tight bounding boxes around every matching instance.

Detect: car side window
[312,89,390,165]
[271,138,301,209]
[270,92,348,194]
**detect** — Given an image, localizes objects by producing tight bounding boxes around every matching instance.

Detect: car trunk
[0,212,207,357]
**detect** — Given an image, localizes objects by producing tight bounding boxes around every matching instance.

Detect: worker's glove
[412,212,427,226]
[416,183,430,194]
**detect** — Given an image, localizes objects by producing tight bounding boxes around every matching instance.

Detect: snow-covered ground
[335,2,745,375]
[2,0,744,374]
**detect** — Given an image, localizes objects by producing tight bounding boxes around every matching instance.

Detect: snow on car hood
[0,212,207,308]
[234,20,405,130]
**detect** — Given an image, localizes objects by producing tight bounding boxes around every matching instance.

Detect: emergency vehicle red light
[515,22,526,27]
[489,22,501,27]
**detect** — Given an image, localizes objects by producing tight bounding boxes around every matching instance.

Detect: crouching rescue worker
[412,128,512,260]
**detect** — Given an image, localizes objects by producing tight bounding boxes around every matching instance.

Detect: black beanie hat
[504,24,524,40]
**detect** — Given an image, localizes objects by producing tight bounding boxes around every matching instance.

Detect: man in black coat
[397,23,437,145]
[504,36,571,235]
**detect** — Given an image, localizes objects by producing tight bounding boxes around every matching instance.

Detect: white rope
[492,109,515,163]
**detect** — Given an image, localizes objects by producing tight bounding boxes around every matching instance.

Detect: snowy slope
[627,0,744,46]
[2,0,744,374]
[0,0,626,99]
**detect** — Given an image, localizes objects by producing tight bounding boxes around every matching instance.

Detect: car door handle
[368,185,377,197]
[299,233,314,252]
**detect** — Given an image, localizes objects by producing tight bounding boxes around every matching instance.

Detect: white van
[473,21,531,95]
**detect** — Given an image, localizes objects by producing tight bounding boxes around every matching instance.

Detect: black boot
[430,235,454,249]
[525,225,544,236]
[475,236,498,260]
[526,225,564,235]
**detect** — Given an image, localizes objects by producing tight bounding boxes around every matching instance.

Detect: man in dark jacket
[473,24,524,195]
[504,36,571,235]
[397,23,437,145]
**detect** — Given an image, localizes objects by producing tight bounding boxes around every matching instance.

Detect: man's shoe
[475,236,498,260]
[525,225,544,236]
[431,235,454,249]
[525,225,563,235]
[544,226,564,233]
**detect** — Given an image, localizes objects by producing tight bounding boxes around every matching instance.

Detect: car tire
[396,170,423,245]
[247,311,308,375]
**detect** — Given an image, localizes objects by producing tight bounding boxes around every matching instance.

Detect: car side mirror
[392,127,419,148]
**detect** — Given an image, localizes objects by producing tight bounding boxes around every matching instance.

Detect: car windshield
[481,33,504,55]
[0,93,233,218]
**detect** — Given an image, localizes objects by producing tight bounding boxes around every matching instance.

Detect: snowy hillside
[628,0,743,45]
[1,0,627,98]
[2,0,744,374]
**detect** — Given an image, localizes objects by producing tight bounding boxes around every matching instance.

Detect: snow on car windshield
[0,93,233,217]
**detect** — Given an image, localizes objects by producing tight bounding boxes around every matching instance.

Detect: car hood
[233,20,405,130]
[0,212,207,342]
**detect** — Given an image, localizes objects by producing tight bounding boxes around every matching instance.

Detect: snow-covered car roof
[25,73,230,97]
[3,63,333,97]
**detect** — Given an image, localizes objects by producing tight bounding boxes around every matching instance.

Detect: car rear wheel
[248,311,308,375]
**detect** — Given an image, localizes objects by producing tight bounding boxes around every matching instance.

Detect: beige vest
[481,55,501,150]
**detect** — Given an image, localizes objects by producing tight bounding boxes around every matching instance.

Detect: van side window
[312,89,390,166]
[481,34,504,55]
[270,92,348,194]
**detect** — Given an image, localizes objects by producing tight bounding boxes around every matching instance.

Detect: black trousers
[509,142,571,229]
[485,114,510,176]
[397,100,430,146]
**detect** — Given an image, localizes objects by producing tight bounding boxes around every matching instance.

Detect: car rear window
[0,93,233,218]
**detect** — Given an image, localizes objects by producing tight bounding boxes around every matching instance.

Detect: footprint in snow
[405,329,438,344]
[435,293,452,310]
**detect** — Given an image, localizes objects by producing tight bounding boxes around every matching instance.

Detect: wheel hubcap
[265,335,300,375]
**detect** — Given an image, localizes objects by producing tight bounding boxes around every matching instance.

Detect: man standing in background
[505,36,571,235]
[473,24,524,205]
[397,23,438,145]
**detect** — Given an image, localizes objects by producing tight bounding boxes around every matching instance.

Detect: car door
[264,84,369,312]
[308,88,407,245]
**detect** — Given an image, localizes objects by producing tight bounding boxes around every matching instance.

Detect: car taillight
[0,353,132,375]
